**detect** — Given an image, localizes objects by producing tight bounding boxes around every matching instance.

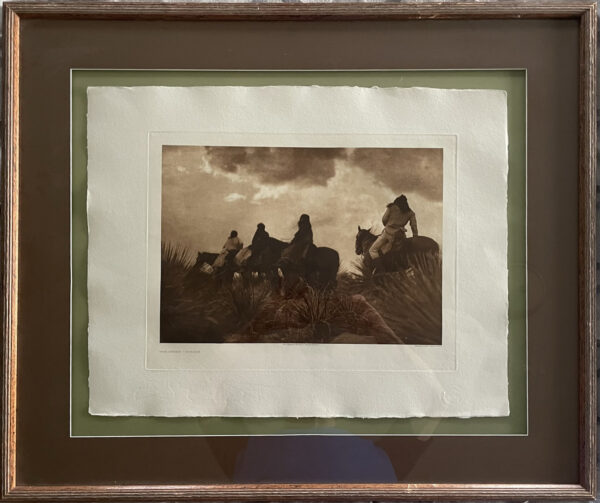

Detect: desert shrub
[335,269,366,296]
[365,254,442,344]
[246,285,385,343]
[224,277,272,328]
[160,242,225,343]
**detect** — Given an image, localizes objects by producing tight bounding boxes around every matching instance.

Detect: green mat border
[71,70,527,437]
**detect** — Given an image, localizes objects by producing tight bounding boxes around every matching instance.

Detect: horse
[243,237,339,289]
[355,226,439,273]
[195,252,219,269]
[184,250,237,290]
[277,246,339,291]
[244,237,288,276]
[299,245,340,289]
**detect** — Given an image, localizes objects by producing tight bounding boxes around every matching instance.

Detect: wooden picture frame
[1,1,596,500]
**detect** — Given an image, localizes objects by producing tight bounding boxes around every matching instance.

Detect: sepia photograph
[160,145,443,345]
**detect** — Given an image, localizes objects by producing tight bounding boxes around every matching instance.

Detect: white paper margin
[87,86,509,418]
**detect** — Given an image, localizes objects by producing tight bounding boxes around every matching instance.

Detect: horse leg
[241,268,251,287]
[372,256,386,275]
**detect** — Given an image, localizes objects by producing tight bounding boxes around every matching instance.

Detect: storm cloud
[348,148,443,201]
[163,145,442,202]
[205,146,347,186]
[164,145,344,187]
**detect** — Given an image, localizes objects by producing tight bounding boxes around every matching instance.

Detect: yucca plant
[226,277,272,328]
[367,254,442,344]
[161,242,192,277]
[160,242,226,343]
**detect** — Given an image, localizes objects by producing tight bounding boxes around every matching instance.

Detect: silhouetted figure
[369,195,418,271]
[281,214,313,265]
[251,223,270,254]
[214,230,243,269]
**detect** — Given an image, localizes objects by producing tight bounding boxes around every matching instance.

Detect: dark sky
[162,145,443,270]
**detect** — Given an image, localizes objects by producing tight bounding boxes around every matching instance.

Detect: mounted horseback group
[190,193,439,289]
[192,214,340,289]
[355,194,439,274]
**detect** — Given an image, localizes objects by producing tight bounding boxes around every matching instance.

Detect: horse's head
[196,252,212,265]
[355,226,375,255]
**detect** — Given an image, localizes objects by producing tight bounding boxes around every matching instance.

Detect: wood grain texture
[0,482,596,501]
[1,1,596,501]
[2,3,20,500]
[1,0,597,20]
[578,3,598,500]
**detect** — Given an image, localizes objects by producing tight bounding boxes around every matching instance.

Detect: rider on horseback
[251,223,270,254]
[369,195,418,272]
[234,222,270,267]
[213,230,243,269]
[278,214,339,289]
[281,214,313,267]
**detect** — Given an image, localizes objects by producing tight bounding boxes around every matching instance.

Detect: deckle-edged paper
[86,85,509,418]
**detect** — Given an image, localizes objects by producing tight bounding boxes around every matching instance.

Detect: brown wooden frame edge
[1,1,596,501]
